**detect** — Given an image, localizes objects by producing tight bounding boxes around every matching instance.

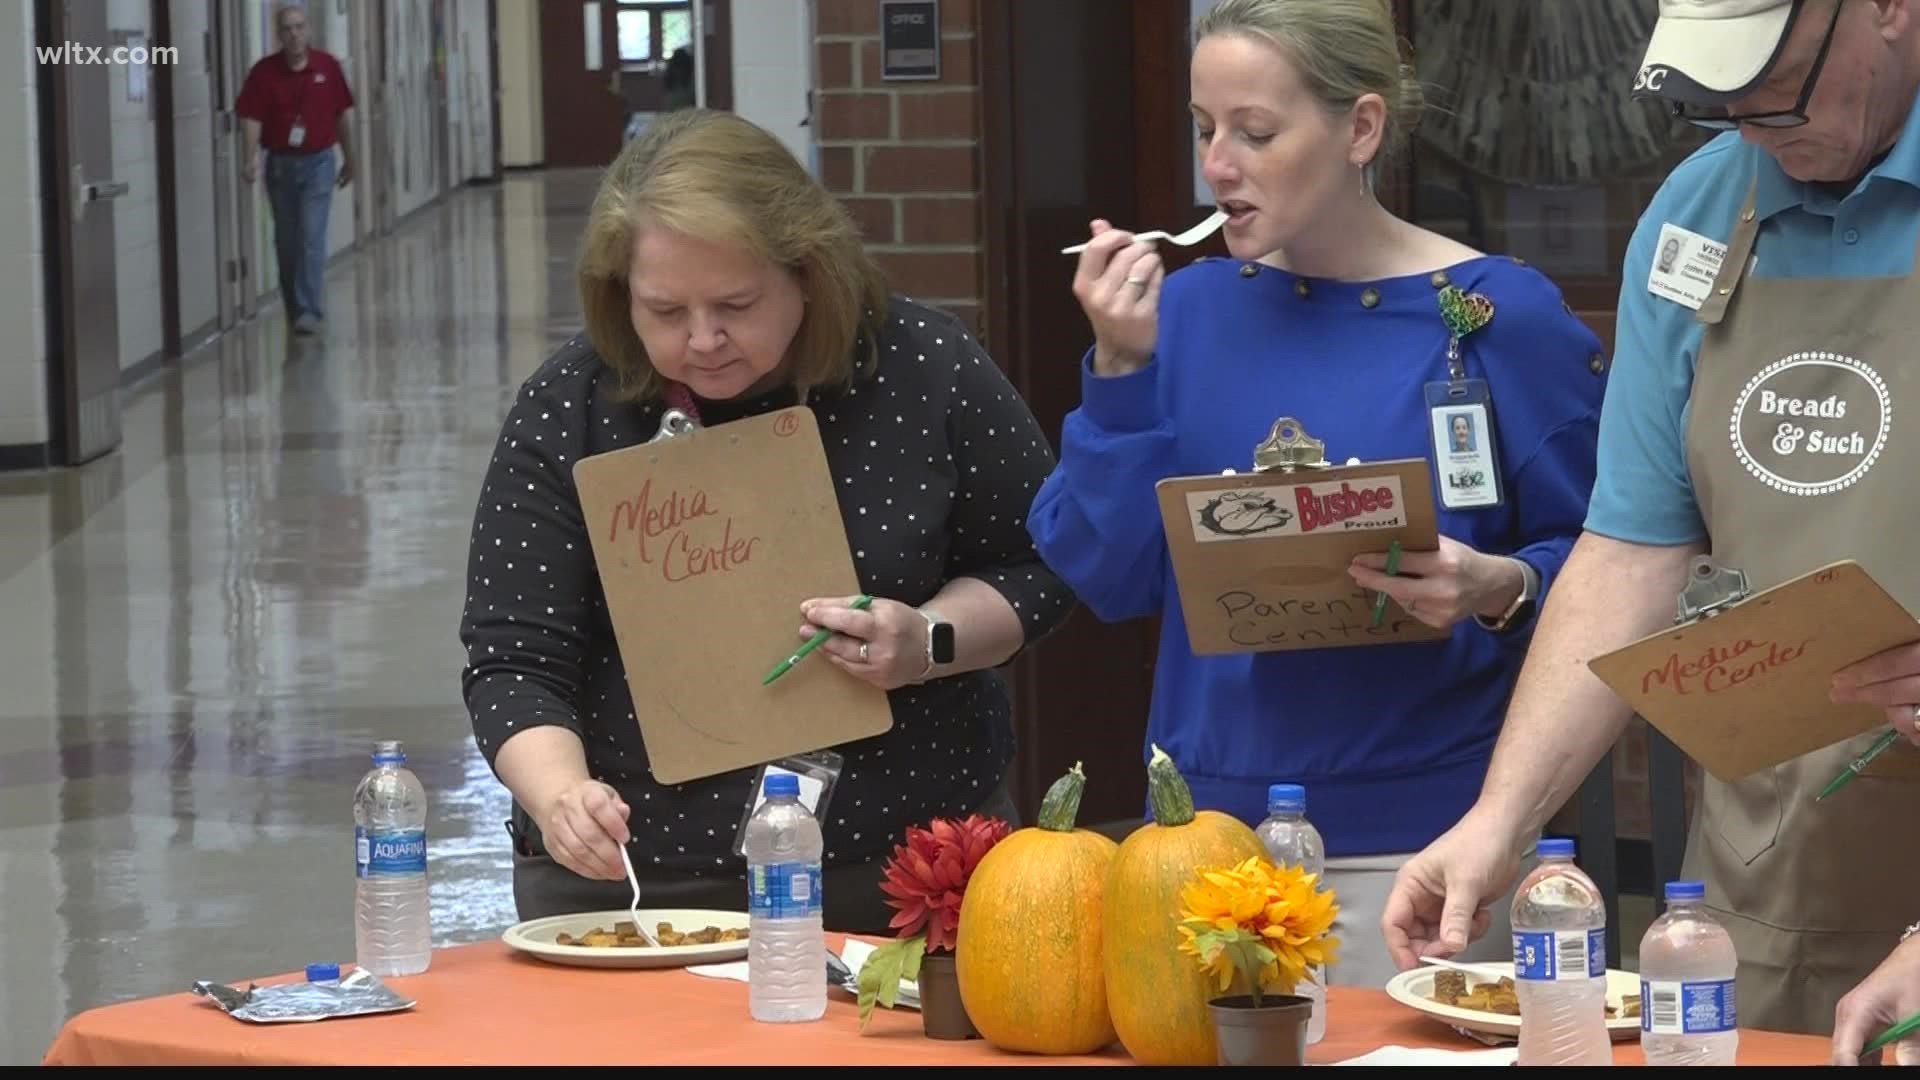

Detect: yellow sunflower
[1177,855,1341,1003]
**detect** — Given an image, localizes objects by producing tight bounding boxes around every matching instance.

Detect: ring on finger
[1910,703,1920,729]
[858,641,871,662]
[1125,277,1148,289]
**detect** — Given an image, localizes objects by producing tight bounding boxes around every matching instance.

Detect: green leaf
[1191,929,1278,1006]
[855,935,927,1031]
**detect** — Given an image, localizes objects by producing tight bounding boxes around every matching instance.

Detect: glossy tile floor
[0,171,600,1063]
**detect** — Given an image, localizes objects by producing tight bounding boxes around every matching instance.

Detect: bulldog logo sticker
[1729,351,1891,497]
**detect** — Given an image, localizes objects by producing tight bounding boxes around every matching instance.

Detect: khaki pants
[1318,851,1532,988]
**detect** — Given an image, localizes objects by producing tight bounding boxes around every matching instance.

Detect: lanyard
[662,382,701,424]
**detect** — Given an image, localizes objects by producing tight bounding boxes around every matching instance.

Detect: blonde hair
[1195,0,1425,168]
[577,108,889,403]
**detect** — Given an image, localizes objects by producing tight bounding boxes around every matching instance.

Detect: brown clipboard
[1153,417,1447,655]
[571,404,893,785]
[1587,557,1920,783]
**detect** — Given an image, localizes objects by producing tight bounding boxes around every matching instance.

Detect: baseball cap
[1633,0,1807,105]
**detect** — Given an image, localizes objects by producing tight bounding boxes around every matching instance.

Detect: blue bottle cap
[1266,783,1305,813]
[1665,879,1705,902]
[306,962,341,982]
[1537,837,1576,858]
[764,772,800,798]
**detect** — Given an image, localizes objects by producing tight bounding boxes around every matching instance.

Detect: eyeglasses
[1666,0,1842,130]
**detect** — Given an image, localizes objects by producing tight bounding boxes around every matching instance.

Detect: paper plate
[502,908,750,969]
[1384,962,1643,1042]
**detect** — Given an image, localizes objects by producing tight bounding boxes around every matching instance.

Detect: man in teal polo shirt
[1380,0,1920,1042]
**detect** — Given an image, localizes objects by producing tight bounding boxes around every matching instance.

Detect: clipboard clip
[1676,555,1751,624]
[649,407,702,444]
[1251,417,1332,473]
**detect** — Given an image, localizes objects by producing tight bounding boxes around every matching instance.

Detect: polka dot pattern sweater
[460,295,1075,874]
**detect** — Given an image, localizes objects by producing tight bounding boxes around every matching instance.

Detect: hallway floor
[0,172,598,1063]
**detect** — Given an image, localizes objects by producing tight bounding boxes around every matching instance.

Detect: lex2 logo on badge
[1730,351,1891,497]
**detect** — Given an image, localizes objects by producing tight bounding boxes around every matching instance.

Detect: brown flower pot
[1207,993,1313,1066]
[915,953,980,1040]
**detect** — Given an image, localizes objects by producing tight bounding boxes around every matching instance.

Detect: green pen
[763,594,874,686]
[1816,727,1901,802]
[1863,1007,1920,1056]
[1371,540,1403,627]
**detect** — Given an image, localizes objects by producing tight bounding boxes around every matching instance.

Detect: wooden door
[980,1,1215,828]
[539,0,627,167]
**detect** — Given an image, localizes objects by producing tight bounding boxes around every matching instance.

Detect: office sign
[880,0,940,81]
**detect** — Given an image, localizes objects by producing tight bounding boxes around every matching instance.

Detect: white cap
[1634,0,1802,105]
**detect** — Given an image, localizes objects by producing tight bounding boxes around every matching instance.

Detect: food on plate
[554,920,748,948]
[1427,971,1641,1020]
[1428,974,1520,1015]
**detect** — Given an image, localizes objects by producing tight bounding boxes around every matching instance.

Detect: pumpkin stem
[1037,761,1087,832]
[1146,744,1197,826]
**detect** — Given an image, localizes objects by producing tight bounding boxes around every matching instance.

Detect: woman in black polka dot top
[458,109,1074,931]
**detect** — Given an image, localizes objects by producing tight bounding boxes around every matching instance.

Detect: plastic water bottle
[744,772,825,1022]
[1639,880,1738,1065]
[353,740,431,977]
[1512,837,1611,1066]
[1255,782,1327,1044]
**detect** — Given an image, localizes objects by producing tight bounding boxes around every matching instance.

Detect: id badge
[732,750,843,858]
[288,121,306,148]
[1427,379,1504,510]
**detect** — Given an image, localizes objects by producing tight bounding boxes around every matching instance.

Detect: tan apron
[1680,180,1920,1035]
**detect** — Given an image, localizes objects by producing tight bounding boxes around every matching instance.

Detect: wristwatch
[1475,558,1540,633]
[916,607,955,680]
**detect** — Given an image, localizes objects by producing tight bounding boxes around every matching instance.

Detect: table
[42,939,1833,1065]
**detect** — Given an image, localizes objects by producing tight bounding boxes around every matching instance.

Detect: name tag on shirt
[288,122,306,148]
[1427,380,1503,510]
[1646,222,1726,311]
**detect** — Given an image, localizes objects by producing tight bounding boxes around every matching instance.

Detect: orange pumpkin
[955,763,1119,1055]
[1103,744,1266,1065]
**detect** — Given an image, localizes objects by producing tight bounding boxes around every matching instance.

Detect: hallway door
[165,0,221,349]
[210,0,258,326]
[44,0,125,465]
[539,0,627,166]
[979,0,1205,825]
[351,0,391,240]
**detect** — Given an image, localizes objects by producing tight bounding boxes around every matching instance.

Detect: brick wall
[813,0,985,338]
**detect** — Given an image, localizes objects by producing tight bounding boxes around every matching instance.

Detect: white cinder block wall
[497,0,542,167]
[107,0,165,374]
[731,0,815,172]
[0,0,46,448]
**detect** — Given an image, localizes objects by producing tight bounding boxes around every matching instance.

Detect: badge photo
[1426,381,1504,510]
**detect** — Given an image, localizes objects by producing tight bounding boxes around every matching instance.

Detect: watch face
[930,622,955,664]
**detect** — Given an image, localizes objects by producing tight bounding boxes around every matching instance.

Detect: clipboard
[1587,557,1920,783]
[571,404,893,785]
[1153,417,1447,655]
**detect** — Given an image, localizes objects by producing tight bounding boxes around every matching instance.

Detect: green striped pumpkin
[955,763,1119,1054]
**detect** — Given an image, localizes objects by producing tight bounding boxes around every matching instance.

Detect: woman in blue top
[1028,0,1607,986]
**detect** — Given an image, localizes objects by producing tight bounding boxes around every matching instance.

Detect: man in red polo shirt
[235,3,355,336]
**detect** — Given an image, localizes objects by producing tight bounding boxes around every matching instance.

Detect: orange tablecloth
[43,939,1832,1065]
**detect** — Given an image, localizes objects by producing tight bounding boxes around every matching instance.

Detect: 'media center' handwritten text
[1641,637,1811,696]
[606,478,761,582]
